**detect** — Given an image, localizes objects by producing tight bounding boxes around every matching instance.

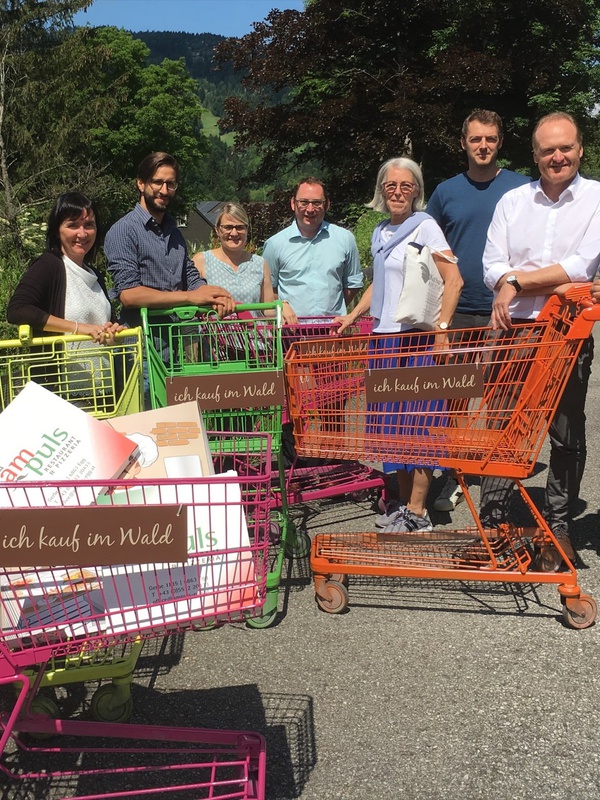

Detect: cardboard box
[1,566,104,641]
[100,474,258,632]
[107,401,214,479]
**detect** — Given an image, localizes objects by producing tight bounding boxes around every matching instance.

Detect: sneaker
[375,501,406,528]
[433,476,464,512]
[383,509,433,534]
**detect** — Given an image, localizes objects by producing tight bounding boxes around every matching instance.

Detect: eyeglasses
[381,181,416,195]
[295,199,325,209]
[219,224,248,233]
[149,179,178,192]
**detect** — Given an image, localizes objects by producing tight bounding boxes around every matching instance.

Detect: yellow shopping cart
[0,326,143,418]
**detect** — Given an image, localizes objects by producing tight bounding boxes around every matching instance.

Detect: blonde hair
[215,202,250,229]
[532,112,582,151]
[366,157,425,213]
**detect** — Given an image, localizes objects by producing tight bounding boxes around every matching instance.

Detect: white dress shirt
[483,173,600,319]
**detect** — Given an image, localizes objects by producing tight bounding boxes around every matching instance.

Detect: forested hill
[132,32,232,80]
[132,31,242,116]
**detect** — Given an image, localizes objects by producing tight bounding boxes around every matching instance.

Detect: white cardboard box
[100,475,258,632]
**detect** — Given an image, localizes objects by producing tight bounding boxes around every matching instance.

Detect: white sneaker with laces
[433,476,464,512]
[382,509,433,534]
[375,501,406,528]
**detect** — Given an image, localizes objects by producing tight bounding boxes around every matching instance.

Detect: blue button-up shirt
[263,220,363,317]
[104,203,203,327]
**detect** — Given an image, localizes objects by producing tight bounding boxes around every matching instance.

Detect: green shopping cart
[142,302,308,628]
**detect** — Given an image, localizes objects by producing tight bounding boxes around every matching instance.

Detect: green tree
[0,15,211,263]
[216,0,600,215]
[0,0,93,256]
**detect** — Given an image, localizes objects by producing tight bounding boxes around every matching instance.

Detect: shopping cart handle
[142,302,282,322]
[561,283,594,304]
[581,304,600,321]
[558,283,600,321]
[18,325,33,345]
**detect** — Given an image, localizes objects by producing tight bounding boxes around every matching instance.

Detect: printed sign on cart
[166,372,286,409]
[365,364,484,402]
[0,505,188,567]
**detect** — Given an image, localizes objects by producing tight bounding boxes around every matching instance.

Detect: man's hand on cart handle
[590,280,600,305]
[187,286,236,318]
[281,301,298,325]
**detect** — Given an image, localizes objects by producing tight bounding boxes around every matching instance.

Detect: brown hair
[136,152,180,185]
[292,176,329,201]
[461,110,503,139]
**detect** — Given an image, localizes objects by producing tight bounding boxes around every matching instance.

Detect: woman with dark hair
[7,191,123,343]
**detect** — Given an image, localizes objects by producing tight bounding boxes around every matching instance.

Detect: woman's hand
[78,321,124,344]
[331,314,355,335]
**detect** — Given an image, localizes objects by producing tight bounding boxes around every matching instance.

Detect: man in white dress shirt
[481,111,600,566]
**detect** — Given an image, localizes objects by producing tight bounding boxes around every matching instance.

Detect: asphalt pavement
[4,340,600,799]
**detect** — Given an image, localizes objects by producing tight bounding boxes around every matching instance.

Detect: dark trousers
[480,335,594,531]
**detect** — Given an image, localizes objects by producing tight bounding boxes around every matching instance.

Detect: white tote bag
[394,233,457,331]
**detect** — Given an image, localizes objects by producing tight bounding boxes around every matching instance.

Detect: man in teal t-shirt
[426,110,529,512]
[262,177,363,322]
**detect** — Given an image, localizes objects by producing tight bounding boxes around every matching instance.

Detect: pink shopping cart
[0,432,269,798]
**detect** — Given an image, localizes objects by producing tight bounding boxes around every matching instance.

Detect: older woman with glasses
[193,202,295,322]
[334,157,463,534]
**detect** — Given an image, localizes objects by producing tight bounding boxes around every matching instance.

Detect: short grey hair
[366,157,425,213]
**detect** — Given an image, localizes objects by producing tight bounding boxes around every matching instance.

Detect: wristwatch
[437,321,449,330]
[506,275,523,293]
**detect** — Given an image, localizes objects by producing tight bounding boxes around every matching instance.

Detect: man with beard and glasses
[105,151,234,329]
[105,152,235,406]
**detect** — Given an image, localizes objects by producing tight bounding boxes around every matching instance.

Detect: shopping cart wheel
[269,520,281,543]
[28,693,60,740]
[350,489,371,503]
[562,594,598,630]
[285,530,311,559]
[90,684,134,723]
[328,573,349,587]
[315,580,349,614]
[246,608,278,629]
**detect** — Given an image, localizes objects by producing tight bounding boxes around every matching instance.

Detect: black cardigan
[7,251,115,336]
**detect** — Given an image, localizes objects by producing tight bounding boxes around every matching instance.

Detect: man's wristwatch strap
[506,275,523,293]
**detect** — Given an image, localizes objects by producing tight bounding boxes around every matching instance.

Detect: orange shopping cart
[284,288,599,629]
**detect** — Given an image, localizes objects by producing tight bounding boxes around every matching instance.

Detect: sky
[73,0,305,38]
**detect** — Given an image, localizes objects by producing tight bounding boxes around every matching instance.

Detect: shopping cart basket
[0,432,270,797]
[0,326,143,418]
[142,303,283,449]
[142,303,306,628]
[284,289,599,629]
[281,316,385,506]
[0,326,145,719]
